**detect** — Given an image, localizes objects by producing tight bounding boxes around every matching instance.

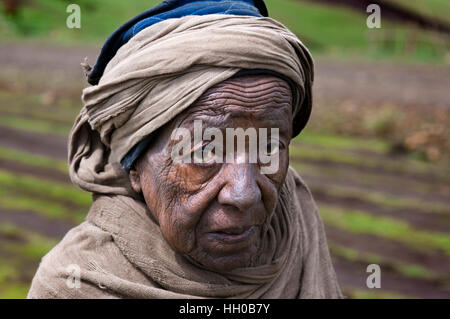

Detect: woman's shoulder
[287,165,321,227]
[287,165,315,203]
[27,222,122,298]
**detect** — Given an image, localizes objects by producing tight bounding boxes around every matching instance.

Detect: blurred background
[0,0,449,299]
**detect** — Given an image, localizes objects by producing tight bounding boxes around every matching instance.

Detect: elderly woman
[28,0,342,298]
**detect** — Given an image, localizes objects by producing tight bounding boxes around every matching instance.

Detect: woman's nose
[217,163,262,212]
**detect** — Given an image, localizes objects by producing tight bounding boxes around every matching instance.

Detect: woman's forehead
[199,74,292,101]
[179,74,292,121]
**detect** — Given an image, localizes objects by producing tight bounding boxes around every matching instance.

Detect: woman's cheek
[159,211,197,254]
[156,166,212,255]
[263,149,289,191]
[172,163,221,192]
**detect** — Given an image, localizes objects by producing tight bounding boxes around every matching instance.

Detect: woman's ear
[129,168,142,193]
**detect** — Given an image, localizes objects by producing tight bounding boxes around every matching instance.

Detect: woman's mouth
[207,225,257,244]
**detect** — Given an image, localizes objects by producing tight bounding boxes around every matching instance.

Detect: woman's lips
[207,226,257,244]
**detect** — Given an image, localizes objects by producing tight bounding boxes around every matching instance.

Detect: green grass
[0,264,18,286]
[0,170,90,222]
[0,146,68,173]
[0,114,71,136]
[330,243,443,281]
[294,161,445,197]
[343,287,412,299]
[0,190,85,222]
[290,143,450,184]
[1,0,448,63]
[266,0,369,49]
[293,131,390,154]
[265,0,449,63]
[0,170,91,207]
[0,88,79,135]
[383,0,450,23]
[0,258,30,299]
[0,284,30,299]
[320,205,450,255]
[0,67,84,96]
[0,100,78,126]
[0,0,160,43]
[307,181,450,215]
[0,223,57,259]
[0,223,58,299]
[0,89,82,114]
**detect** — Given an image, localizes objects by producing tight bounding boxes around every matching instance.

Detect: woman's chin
[188,238,259,272]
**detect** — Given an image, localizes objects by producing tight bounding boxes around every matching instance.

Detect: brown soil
[0,158,69,183]
[333,256,450,299]
[292,156,449,187]
[301,170,450,205]
[313,190,450,233]
[0,208,75,239]
[0,126,67,160]
[325,226,450,275]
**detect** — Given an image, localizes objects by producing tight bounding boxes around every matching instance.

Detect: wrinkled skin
[129,75,292,272]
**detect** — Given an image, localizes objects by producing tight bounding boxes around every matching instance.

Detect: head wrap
[87,0,268,85]
[69,0,314,196]
[84,0,307,173]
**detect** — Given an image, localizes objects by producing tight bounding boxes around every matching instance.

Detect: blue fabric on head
[122,0,262,43]
[121,134,154,172]
[87,0,268,85]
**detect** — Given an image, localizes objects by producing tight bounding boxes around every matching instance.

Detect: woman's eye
[192,145,216,164]
[266,142,280,155]
[202,147,216,163]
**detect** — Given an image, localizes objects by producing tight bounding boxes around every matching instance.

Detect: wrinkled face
[129,75,292,272]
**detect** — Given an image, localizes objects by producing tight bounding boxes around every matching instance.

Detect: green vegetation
[290,143,449,184]
[0,189,86,222]
[293,131,390,154]
[266,0,369,49]
[0,147,68,173]
[0,0,159,43]
[308,181,450,215]
[0,170,90,207]
[383,0,450,23]
[0,223,58,299]
[0,114,71,136]
[0,91,79,125]
[0,222,56,259]
[343,287,412,299]
[0,284,30,299]
[1,0,448,63]
[293,161,445,197]
[0,170,90,222]
[0,259,28,299]
[0,224,57,260]
[0,88,80,136]
[330,243,444,281]
[320,205,450,255]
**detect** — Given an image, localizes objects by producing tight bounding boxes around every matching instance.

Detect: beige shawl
[27,14,342,299]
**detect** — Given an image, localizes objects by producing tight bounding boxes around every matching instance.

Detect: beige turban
[68,14,314,196]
